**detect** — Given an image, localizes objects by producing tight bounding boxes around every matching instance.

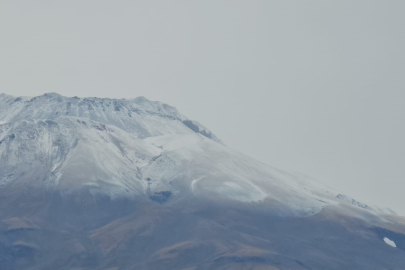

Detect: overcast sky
[1,1,404,214]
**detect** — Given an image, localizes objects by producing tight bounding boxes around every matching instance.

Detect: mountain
[0,93,404,270]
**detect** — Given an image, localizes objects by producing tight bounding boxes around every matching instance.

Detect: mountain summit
[0,93,404,270]
[0,93,221,143]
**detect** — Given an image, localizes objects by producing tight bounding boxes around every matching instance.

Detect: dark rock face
[183,120,200,133]
[183,120,213,139]
[150,191,172,203]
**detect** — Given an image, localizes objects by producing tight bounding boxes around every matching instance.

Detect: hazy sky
[1,1,405,214]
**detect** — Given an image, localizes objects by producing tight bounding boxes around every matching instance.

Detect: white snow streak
[191,176,205,194]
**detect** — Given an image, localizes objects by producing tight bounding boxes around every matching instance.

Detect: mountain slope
[0,93,404,270]
[0,117,158,196]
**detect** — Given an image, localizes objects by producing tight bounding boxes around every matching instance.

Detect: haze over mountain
[0,93,404,270]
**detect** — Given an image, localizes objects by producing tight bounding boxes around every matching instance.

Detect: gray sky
[1,1,405,214]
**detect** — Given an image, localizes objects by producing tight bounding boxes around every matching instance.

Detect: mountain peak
[0,93,222,143]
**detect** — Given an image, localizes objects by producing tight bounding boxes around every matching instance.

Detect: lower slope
[0,119,404,269]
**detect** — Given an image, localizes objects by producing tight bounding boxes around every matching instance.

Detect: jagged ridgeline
[0,93,404,270]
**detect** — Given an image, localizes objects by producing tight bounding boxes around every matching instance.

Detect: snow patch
[384,237,396,248]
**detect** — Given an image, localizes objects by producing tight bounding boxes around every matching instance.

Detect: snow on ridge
[336,194,398,216]
[0,93,222,143]
[336,194,373,211]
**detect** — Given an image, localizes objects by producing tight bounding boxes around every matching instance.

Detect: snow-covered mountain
[0,93,356,216]
[0,93,404,270]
